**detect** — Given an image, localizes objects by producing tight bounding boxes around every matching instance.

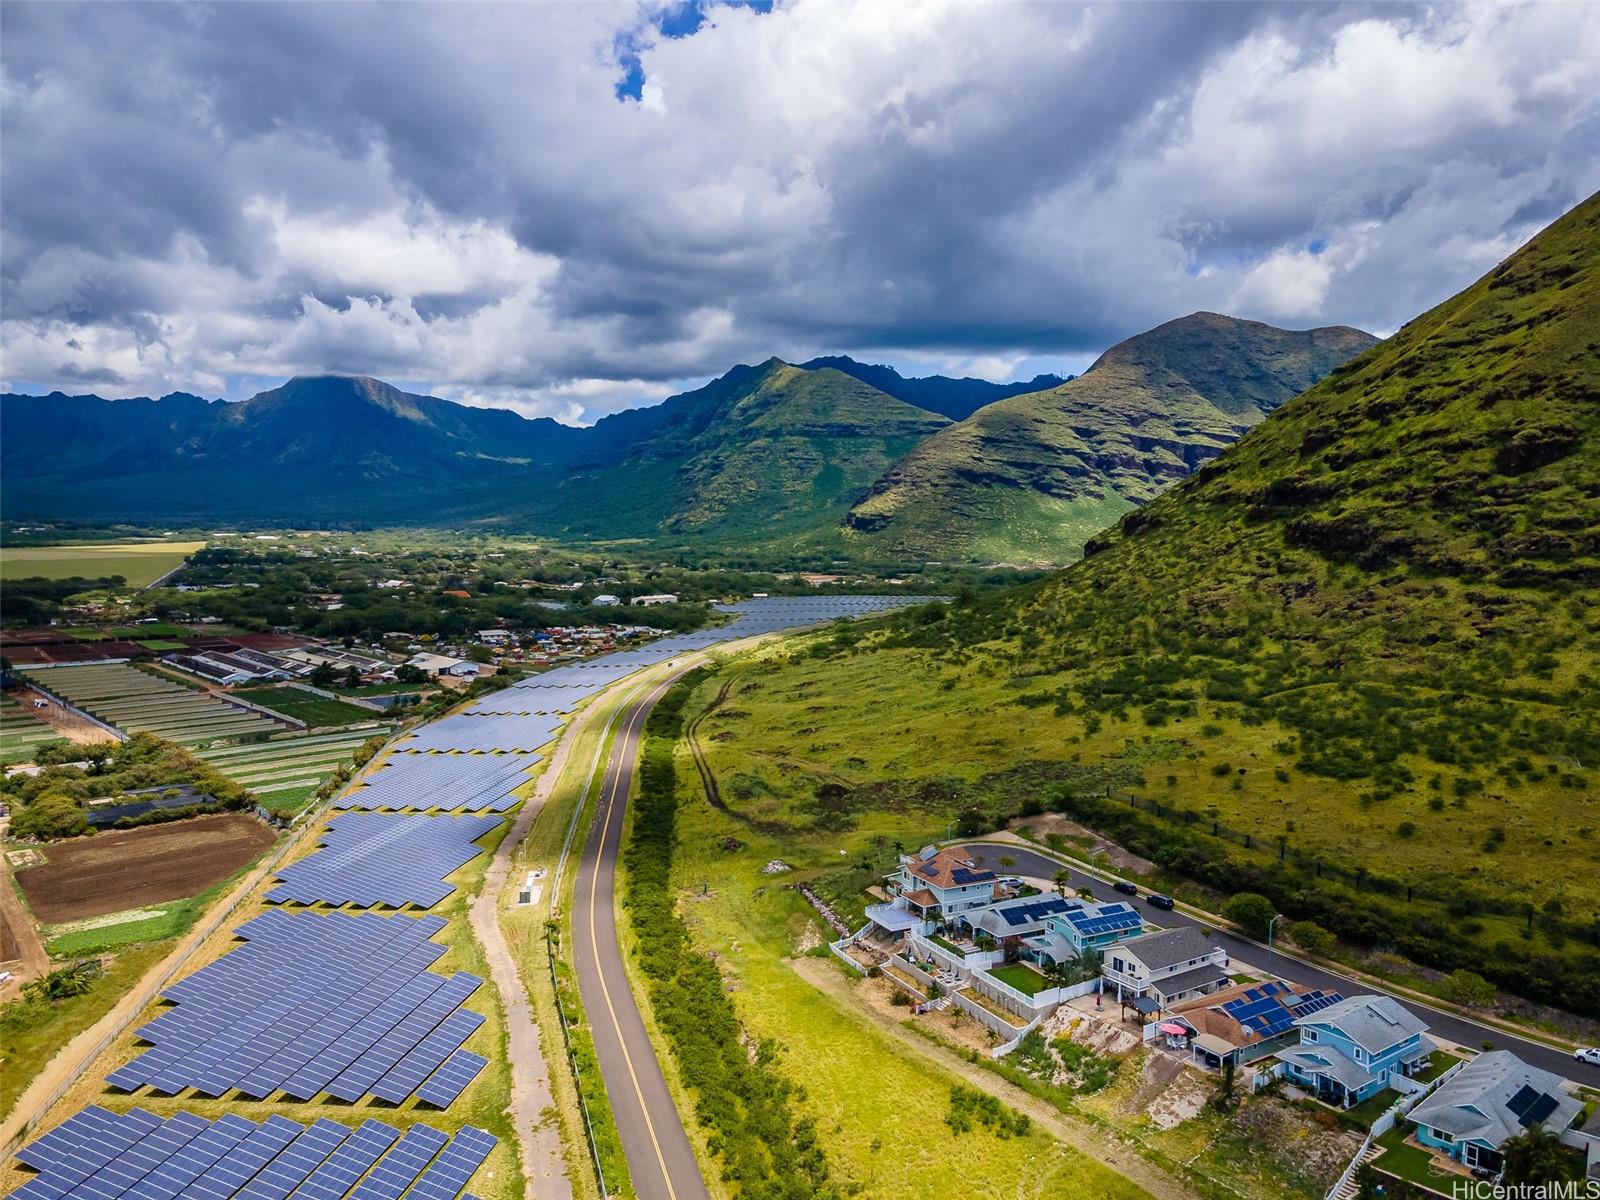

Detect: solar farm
[11,1106,496,1200]
[107,911,489,1107]
[0,692,66,762]
[4,595,932,1199]
[266,813,502,909]
[23,664,287,747]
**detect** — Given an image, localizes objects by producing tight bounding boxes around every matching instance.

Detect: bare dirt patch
[0,907,19,963]
[1004,813,1159,875]
[19,687,120,747]
[15,814,275,923]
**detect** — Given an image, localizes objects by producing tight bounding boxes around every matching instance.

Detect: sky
[2,0,1598,425]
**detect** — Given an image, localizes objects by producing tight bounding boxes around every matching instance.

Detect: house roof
[1055,901,1142,939]
[903,889,939,908]
[905,848,996,891]
[1277,1046,1379,1093]
[1408,1051,1581,1149]
[1150,963,1230,1001]
[966,895,1078,936]
[1171,980,1343,1048]
[1118,926,1219,971]
[1295,994,1428,1054]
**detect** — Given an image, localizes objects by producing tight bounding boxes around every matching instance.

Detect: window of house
[1303,1030,1318,1042]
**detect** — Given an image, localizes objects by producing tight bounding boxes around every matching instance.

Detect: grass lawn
[986,962,1052,996]
[255,784,319,816]
[1338,1087,1401,1130]
[232,686,380,728]
[1416,1050,1465,1083]
[0,542,204,588]
[337,681,429,697]
[0,942,170,1122]
[1373,1126,1458,1196]
[136,639,187,651]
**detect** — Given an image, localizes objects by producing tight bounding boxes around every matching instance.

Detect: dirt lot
[15,814,276,923]
[0,907,19,962]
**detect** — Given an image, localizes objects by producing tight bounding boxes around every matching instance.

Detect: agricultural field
[12,813,276,925]
[0,693,66,762]
[232,684,384,728]
[0,541,204,587]
[196,728,384,813]
[23,663,285,745]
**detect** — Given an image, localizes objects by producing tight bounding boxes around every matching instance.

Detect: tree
[1289,920,1335,957]
[11,793,89,840]
[1210,1059,1240,1112]
[310,662,336,688]
[1444,969,1495,1007]
[1222,892,1278,940]
[1053,869,1072,898]
[1500,1125,1582,1185]
[343,665,361,688]
[1353,1161,1381,1200]
[396,663,427,684]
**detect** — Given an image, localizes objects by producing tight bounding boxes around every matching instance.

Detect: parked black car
[1147,893,1176,910]
[1112,881,1138,896]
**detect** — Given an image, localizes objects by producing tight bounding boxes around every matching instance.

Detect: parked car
[1113,881,1138,896]
[1574,1047,1600,1066]
[1147,893,1176,910]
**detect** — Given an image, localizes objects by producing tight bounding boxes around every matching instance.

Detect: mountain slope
[843,314,1378,563]
[799,355,1068,420]
[1,376,584,524]
[496,359,949,542]
[691,192,1600,1012]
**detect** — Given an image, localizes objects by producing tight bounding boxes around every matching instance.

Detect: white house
[1102,926,1229,1007]
[631,593,679,606]
[592,595,621,607]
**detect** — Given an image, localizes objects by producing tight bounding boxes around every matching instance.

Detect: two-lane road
[570,668,711,1200]
[958,841,1600,1089]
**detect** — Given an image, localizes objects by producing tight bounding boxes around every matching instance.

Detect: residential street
[958,841,1600,1088]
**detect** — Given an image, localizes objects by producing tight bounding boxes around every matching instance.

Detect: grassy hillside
[691,193,1600,1013]
[843,314,1376,563]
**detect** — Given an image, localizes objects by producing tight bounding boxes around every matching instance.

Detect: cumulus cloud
[2,0,1596,419]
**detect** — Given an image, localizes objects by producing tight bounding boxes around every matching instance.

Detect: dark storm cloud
[2,0,1597,417]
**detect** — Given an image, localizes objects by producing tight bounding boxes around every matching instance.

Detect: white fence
[1321,1058,1468,1199]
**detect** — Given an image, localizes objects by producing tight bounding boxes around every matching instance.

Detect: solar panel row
[105,911,485,1107]
[12,1106,494,1200]
[266,813,502,909]
[336,754,532,813]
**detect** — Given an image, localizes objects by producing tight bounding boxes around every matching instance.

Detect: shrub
[1222,892,1278,939]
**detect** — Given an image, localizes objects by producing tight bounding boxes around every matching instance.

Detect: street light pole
[1267,913,1284,975]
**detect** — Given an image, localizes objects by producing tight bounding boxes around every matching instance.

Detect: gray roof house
[1102,926,1228,1006]
[1274,993,1434,1108]
[1406,1051,1581,1172]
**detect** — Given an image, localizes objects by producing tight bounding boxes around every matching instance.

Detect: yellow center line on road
[584,669,685,1200]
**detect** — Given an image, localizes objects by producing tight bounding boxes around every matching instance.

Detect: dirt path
[0,848,48,994]
[790,957,1202,1200]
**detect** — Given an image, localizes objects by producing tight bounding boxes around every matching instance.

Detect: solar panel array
[1060,901,1143,937]
[11,1106,494,1200]
[266,813,503,909]
[1221,981,1345,1038]
[106,911,486,1106]
[396,712,562,754]
[337,754,532,813]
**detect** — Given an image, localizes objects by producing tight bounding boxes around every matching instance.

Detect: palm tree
[1053,869,1072,897]
[1210,1059,1240,1112]
[1500,1124,1581,1185]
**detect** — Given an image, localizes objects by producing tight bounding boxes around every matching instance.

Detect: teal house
[1274,994,1432,1107]
[1407,1051,1581,1174]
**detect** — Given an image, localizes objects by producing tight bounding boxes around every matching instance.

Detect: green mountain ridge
[843,312,1378,563]
[703,190,1600,1012]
